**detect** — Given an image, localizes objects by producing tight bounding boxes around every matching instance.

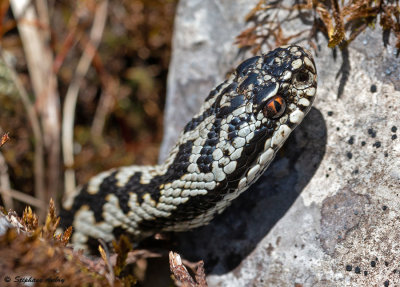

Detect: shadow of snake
[171,107,327,274]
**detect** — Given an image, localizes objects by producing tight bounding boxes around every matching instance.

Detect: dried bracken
[237,0,400,53]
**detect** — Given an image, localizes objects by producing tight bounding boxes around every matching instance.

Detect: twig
[0,148,13,210]
[9,0,51,101]
[9,0,60,217]
[194,261,207,287]
[53,7,86,74]
[35,0,50,41]
[62,0,108,200]
[169,251,208,287]
[0,51,46,216]
[98,239,115,286]
[77,248,163,275]
[90,76,117,140]
[125,249,163,265]
[0,188,45,210]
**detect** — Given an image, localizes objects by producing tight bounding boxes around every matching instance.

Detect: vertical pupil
[273,100,282,113]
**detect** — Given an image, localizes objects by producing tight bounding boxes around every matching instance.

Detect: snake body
[61,45,317,251]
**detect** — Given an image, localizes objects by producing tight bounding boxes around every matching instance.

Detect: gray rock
[0,211,26,236]
[161,0,400,286]
[0,213,13,236]
[159,0,259,162]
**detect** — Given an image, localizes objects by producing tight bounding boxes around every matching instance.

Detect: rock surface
[161,0,400,286]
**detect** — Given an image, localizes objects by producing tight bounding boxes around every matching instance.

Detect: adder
[60,45,317,252]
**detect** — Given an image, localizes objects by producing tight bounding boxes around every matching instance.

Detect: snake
[60,45,317,252]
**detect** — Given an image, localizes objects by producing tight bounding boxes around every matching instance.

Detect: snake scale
[60,45,317,252]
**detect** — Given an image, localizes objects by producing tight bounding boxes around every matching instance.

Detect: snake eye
[263,96,286,119]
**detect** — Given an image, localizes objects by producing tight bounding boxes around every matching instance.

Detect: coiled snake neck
[60,45,317,252]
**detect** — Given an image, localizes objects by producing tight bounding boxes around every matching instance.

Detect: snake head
[229,45,317,126]
[216,45,317,141]
[246,45,317,126]
[153,45,318,231]
[194,45,317,189]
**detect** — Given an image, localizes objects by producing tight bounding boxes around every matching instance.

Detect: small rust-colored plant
[0,200,139,286]
[1,200,209,286]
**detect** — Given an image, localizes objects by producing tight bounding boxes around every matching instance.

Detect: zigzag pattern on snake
[60,45,317,252]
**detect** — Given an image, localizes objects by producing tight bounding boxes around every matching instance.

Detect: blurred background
[0,0,177,217]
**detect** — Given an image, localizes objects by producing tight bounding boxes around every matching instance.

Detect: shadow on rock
[174,107,327,274]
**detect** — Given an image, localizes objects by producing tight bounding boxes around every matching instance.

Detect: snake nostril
[296,71,309,82]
